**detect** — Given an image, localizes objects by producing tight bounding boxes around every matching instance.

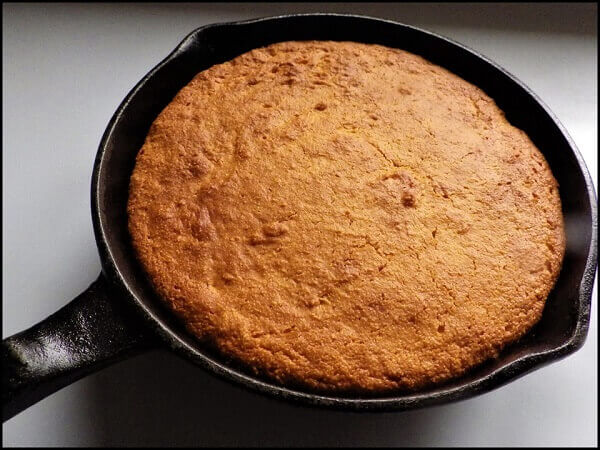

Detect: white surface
[2,3,597,447]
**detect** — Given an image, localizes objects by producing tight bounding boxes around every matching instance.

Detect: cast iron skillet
[3,14,598,422]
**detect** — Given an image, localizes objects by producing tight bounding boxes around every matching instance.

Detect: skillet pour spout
[2,14,597,422]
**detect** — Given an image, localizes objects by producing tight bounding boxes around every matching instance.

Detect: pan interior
[92,14,596,404]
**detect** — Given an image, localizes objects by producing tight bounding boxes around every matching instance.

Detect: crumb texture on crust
[127,41,566,393]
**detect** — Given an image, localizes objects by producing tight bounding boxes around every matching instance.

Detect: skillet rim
[90,13,598,411]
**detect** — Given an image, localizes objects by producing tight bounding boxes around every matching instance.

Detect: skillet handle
[2,274,156,422]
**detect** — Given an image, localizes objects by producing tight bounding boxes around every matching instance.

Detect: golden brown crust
[127,41,566,393]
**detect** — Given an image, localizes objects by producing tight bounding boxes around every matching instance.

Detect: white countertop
[3,3,597,447]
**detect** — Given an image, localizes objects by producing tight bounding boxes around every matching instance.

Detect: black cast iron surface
[3,14,598,422]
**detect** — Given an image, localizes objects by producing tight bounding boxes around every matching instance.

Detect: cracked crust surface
[127,41,566,393]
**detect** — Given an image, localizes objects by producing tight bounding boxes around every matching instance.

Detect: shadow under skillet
[89,350,459,447]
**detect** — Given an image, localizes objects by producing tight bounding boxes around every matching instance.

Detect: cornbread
[127,41,565,393]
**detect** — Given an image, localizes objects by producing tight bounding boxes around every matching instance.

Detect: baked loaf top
[128,41,565,393]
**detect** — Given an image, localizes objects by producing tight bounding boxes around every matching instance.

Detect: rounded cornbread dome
[127,41,565,393]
